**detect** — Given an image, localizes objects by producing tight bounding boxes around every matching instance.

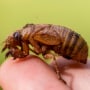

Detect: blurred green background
[0,0,90,64]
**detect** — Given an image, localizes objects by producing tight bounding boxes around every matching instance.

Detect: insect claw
[5,51,11,58]
[1,45,7,52]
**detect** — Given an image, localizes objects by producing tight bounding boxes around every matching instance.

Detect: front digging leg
[5,41,29,59]
[5,47,27,59]
[21,41,29,56]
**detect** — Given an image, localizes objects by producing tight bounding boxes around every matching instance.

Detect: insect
[2,24,88,83]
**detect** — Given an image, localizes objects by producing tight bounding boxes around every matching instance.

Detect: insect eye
[13,32,21,41]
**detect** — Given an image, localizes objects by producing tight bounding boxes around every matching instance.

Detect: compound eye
[13,32,21,41]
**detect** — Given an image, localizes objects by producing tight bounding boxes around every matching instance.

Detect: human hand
[0,55,90,90]
[51,57,90,90]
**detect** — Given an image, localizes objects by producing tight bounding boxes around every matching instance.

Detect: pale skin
[0,55,90,90]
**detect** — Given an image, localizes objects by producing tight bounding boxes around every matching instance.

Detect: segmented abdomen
[53,26,88,63]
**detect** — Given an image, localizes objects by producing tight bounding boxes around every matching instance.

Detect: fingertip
[0,55,70,90]
[0,55,47,89]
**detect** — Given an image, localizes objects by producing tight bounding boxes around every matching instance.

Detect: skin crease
[0,55,90,90]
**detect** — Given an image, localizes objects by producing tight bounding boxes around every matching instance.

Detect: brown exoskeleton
[2,24,88,84]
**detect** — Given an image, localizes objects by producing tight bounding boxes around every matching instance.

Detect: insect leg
[21,42,29,56]
[29,37,42,54]
[29,45,48,55]
[29,25,49,54]
[43,52,66,84]
[53,56,61,79]
[2,44,7,52]
[5,50,12,58]
[53,56,66,84]
[9,47,28,59]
